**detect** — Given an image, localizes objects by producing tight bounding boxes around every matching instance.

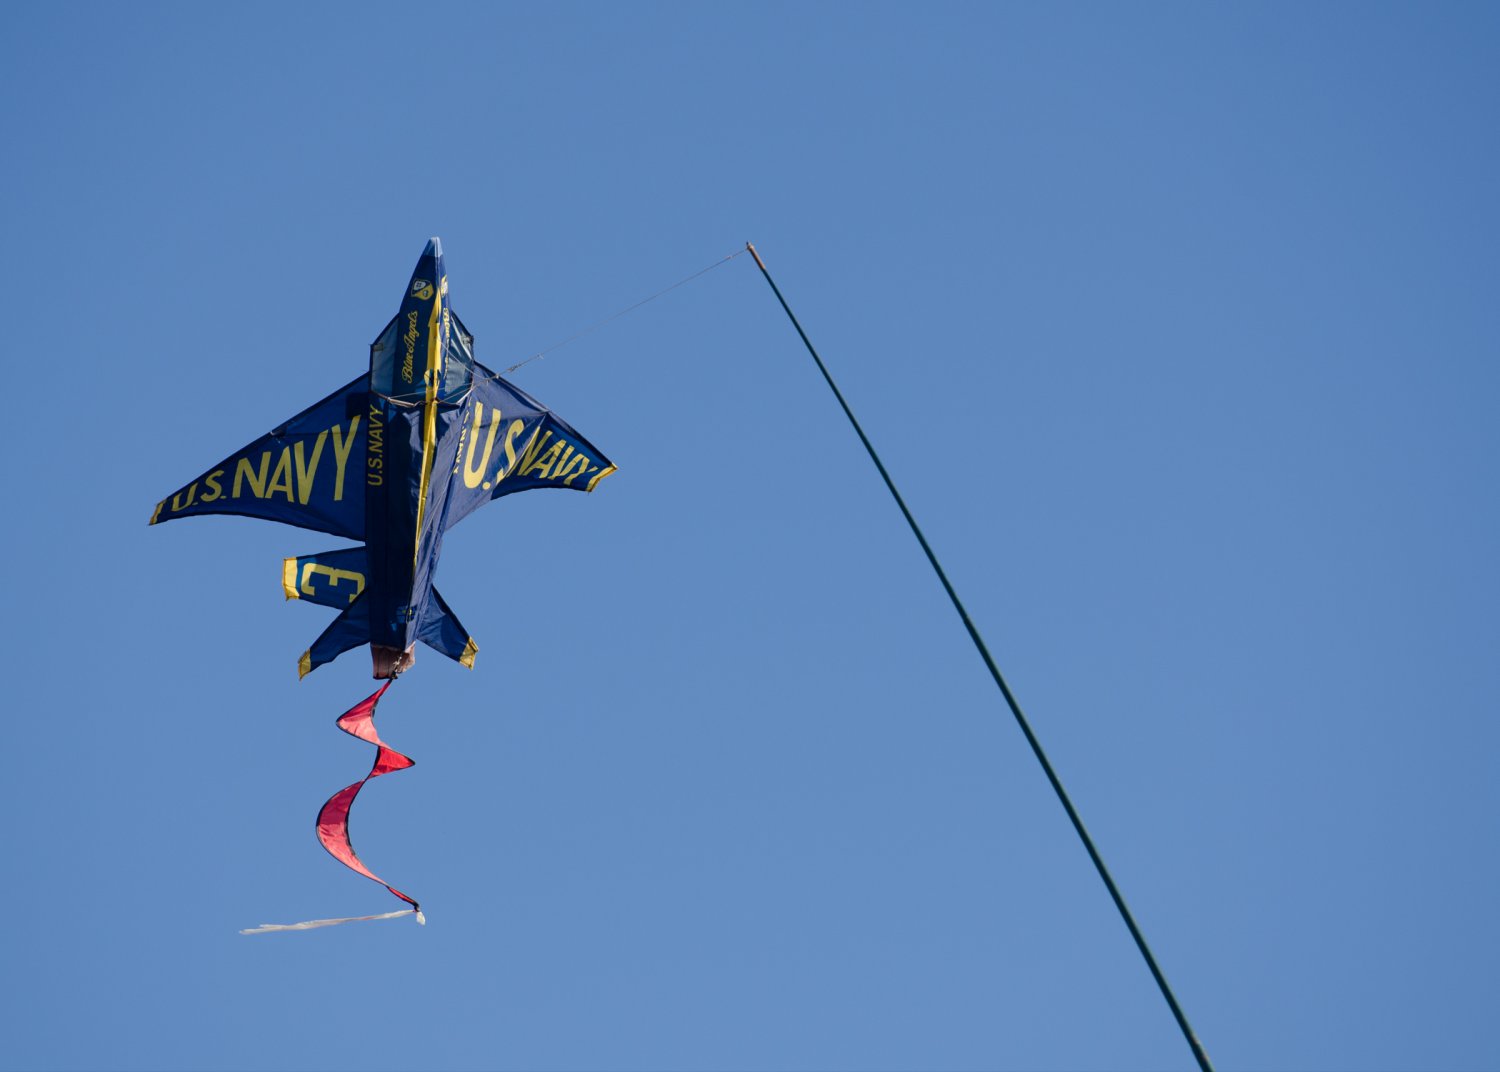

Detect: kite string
[494,246,748,377]
[746,244,1215,1072]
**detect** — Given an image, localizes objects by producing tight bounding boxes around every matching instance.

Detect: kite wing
[149,375,369,539]
[441,365,616,530]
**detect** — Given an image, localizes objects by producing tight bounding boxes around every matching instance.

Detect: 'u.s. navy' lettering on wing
[149,375,370,539]
[157,415,360,513]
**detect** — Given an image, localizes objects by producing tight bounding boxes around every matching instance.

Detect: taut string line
[497,248,748,378]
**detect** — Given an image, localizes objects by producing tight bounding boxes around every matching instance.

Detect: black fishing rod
[746,243,1214,1072]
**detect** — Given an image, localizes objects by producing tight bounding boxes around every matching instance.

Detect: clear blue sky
[5,4,1497,1070]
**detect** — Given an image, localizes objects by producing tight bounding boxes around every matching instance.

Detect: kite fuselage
[363,238,472,676]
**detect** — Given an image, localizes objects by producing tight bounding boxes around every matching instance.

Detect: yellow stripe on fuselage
[411,279,446,567]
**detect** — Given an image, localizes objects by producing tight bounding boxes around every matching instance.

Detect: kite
[150,238,615,931]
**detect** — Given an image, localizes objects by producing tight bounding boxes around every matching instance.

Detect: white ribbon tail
[239,908,424,935]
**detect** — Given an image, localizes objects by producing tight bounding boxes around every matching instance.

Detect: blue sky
[4,4,1497,1070]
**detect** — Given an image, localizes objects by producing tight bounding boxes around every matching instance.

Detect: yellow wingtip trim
[460,638,478,669]
[586,464,618,492]
[298,650,312,679]
[148,499,165,525]
[283,558,300,600]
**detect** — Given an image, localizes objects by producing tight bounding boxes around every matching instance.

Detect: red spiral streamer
[315,681,419,909]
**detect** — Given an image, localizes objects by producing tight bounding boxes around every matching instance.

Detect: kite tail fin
[298,593,369,679]
[418,588,478,669]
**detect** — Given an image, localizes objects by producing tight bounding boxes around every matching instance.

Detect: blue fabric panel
[150,375,368,539]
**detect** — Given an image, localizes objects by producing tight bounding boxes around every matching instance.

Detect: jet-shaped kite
[151,239,615,928]
[151,237,615,679]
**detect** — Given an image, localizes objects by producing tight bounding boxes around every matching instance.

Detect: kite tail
[240,909,417,935]
[240,681,425,935]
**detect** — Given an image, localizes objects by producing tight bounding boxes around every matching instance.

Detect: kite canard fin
[283,547,369,608]
[299,596,370,679]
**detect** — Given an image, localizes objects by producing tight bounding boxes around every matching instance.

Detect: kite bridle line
[745,242,1215,1072]
[499,248,749,377]
[379,247,750,405]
